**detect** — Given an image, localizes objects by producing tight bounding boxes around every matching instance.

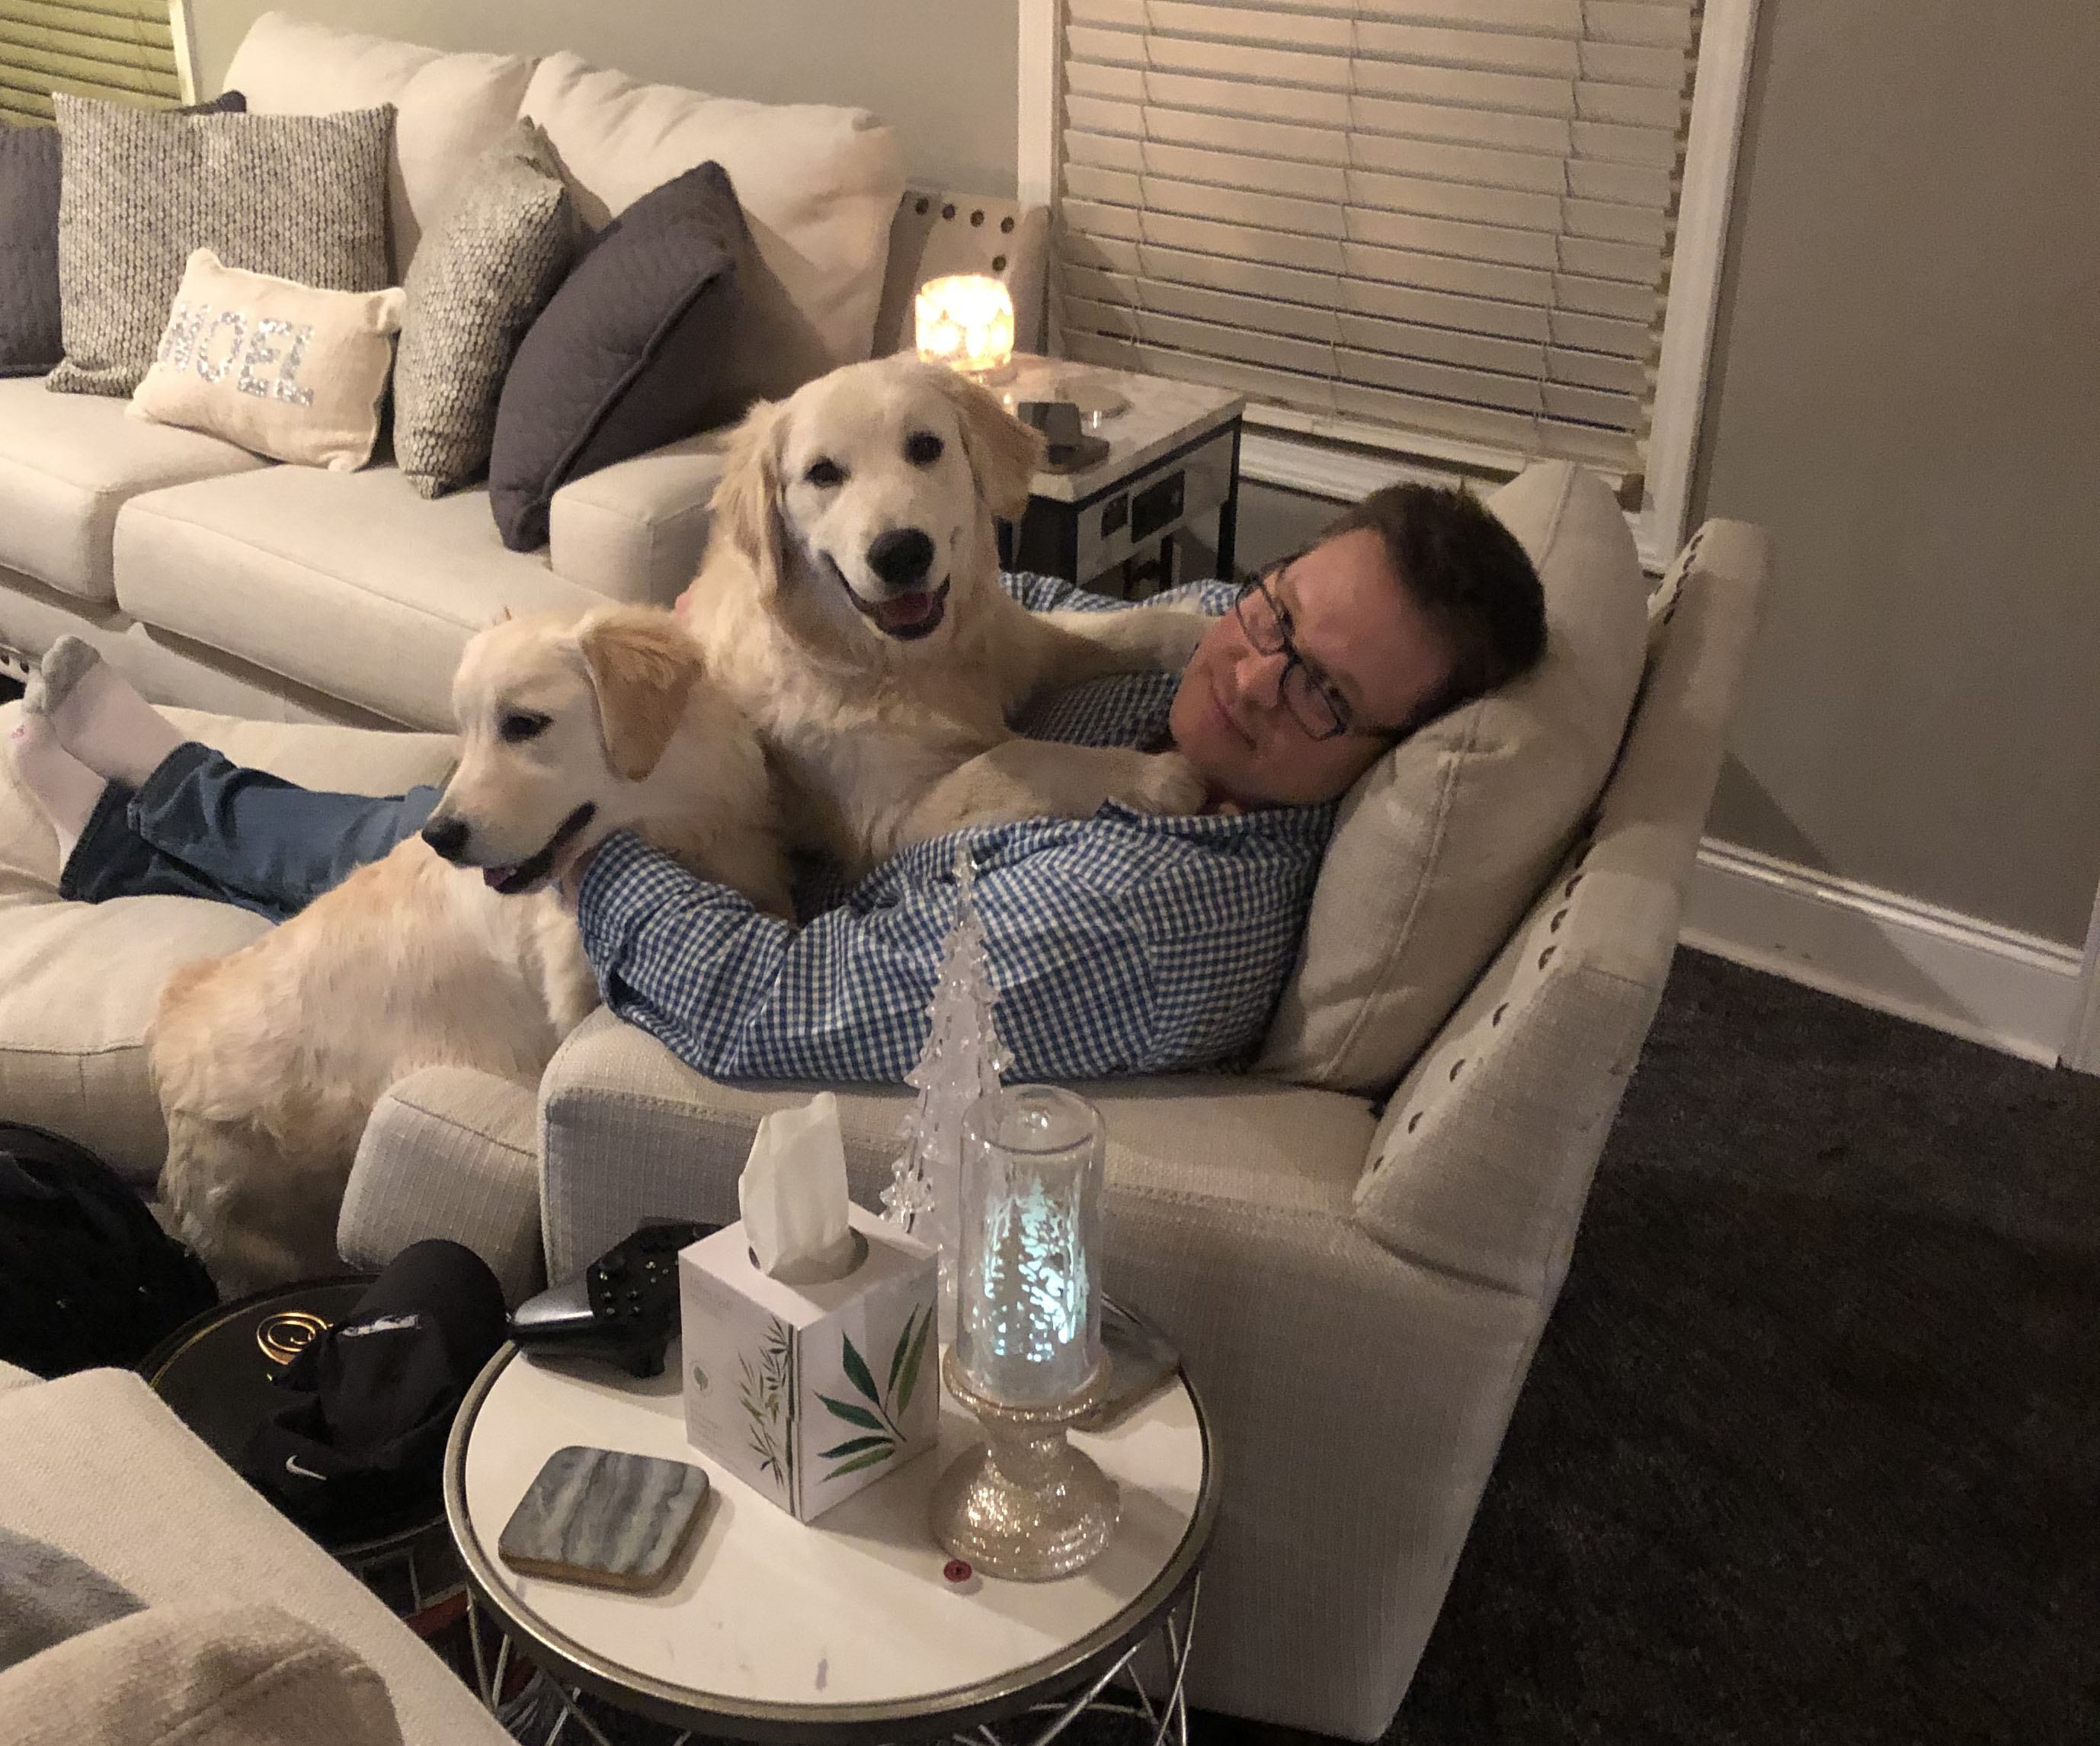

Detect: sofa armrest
[341,1068,544,1305]
[545,431,735,607]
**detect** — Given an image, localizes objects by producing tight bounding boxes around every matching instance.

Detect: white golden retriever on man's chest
[674,355,1212,878]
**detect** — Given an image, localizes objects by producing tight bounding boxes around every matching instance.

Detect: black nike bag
[0,1121,219,1378]
[239,1239,507,1534]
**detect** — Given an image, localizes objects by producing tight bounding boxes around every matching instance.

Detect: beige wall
[1692,0,2100,945]
[190,2,1020,197]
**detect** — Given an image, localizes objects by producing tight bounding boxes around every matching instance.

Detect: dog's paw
[1112,750,1206,816]
[1125,605,1212,672]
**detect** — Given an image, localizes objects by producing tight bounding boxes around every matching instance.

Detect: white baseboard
[1682,839,2086,1068]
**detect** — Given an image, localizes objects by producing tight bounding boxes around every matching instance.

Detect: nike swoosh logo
[285,1456,326,1481]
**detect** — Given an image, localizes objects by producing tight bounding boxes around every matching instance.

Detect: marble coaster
[497,1445,710,1591]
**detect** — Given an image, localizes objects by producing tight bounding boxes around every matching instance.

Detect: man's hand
[558,841,600,910]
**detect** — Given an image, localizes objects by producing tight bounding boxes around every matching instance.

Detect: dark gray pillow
[487,159,827,552]
[0,94,245,380]
[394,119,578,498]
[50,93,391,397]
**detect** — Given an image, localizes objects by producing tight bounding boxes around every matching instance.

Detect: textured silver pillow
[50,94,392,399]
[394,119,577,498]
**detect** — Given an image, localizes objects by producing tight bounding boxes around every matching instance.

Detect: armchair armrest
[545,430,735,607]
[341,1067,544,1305]
[1356,517,1770,1303]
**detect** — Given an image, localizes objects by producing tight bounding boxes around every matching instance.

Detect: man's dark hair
[1317,481,1548,733]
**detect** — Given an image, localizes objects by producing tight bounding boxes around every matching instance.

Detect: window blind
[1053,0,1704,480]
[0,0,184,126]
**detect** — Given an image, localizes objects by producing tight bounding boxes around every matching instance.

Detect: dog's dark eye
[904,431,944,467]
[804,457,846,489]
[499,711,550,744]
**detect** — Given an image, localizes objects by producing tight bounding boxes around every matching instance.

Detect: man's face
[1168,526,1459,809]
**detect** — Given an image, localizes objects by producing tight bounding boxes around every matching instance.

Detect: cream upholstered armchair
[0,457,1764,1738]
[343,463,1767,1738]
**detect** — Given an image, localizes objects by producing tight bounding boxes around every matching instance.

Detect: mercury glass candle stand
[931,1085,1118,1580]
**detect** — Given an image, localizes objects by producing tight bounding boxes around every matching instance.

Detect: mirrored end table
[444,1332,1216,1744]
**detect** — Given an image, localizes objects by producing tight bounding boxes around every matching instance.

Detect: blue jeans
[59,742,443,924]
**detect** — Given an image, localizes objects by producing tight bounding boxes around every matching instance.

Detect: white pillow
[130,251,405,472]
[222,11,536,278]
[520,52,905,367]
[1256,461,1650,1097]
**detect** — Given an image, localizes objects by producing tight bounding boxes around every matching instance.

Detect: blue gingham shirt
[574,575,1335,1083]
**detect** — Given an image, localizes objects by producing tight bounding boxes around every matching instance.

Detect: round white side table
[444,1330,1216,1743]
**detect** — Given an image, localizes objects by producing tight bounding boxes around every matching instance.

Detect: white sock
[38,636,184,787]
[8,707,106,868]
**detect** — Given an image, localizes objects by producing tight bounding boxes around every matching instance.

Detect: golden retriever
[674,354,1214,879]
[149,606,787,1296]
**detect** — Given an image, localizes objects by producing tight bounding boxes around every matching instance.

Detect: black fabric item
[0,93,245,380]
[0,1122,218,1377]
[487,159,825,552]
[238,1238,505,1533]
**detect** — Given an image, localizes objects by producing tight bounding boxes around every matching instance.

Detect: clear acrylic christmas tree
[882,842,1013,1340]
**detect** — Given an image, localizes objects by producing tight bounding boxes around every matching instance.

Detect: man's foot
[37,636,183,787]
[9,688,106,867]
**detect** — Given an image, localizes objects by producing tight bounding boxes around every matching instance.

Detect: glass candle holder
[915,273,1015,378]
[954,1084,1105,1408]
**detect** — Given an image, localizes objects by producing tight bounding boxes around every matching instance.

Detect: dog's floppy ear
[577,609,704,782]
[927,364,1044,520]
[709,396,789,597]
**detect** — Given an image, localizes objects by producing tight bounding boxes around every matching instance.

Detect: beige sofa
[0,9,914,729]
[0,1358,509,1745]
[0,421,1769,1735]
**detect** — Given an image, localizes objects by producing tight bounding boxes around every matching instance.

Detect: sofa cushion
[547,428,734,606]
[0,701,458,1181]
[487,161,773,552]
[222,11,536,280]
[521,51,904,369]
[112,467,610,728]
[1256,460,1650,1097]
[132,251,406,473]
[0,1368,510,1741]
[50,95,393,399]
[0,377,270,604]
[0,1601,405,1746]
[394,120,577,500]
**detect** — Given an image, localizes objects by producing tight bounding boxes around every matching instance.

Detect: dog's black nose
[866,527,935,589]
[421,814,469,863]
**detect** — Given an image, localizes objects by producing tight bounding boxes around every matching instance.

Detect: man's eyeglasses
[1232,571,1376,742]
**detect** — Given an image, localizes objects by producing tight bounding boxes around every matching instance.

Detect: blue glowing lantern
[954,1085,1106,1407]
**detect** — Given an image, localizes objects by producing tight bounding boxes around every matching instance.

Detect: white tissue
[739,1093,858,1284]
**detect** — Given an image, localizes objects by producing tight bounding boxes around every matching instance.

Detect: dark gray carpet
[1385,947,2100,1746]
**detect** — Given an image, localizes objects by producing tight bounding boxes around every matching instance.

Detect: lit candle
[915,274,1016,378]
[955,1085,1105,1407]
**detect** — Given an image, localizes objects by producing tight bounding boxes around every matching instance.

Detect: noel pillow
[130,249,406,470]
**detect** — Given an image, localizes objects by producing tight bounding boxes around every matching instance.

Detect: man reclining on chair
[6,483,1545,1083]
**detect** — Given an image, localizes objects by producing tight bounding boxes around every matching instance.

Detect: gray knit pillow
[49,94,392,398]
[393,120,577,498]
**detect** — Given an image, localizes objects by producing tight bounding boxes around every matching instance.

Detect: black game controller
[509,1220,719,1378]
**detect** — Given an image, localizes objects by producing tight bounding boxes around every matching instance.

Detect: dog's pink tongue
[483,867,514,890]
[873,591,935,631]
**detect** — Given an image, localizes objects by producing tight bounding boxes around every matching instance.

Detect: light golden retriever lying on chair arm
[674,355,1215,879]
[149,606,788,1297]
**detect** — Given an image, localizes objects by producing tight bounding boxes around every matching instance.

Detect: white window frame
[1020,0,1762,572]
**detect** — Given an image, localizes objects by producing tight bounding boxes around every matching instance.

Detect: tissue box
[680,1203,939,1523]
